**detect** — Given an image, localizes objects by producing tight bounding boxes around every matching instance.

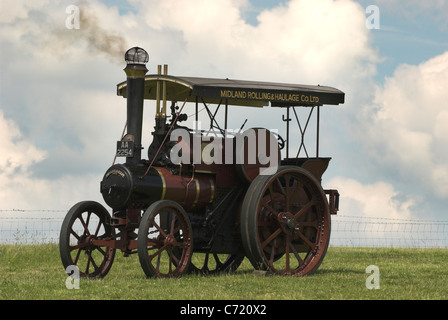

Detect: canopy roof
[117,74,345,107]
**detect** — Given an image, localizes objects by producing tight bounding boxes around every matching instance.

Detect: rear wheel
[240,166,331,276]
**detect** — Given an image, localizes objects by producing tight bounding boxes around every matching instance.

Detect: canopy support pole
[316,106,320,158]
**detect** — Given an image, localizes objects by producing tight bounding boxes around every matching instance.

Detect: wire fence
[330,215,448,248]
[0,210,447,248]
[0,210,65,245]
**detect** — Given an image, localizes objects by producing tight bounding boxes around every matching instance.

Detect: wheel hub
[278,212,300,236]
[164,234,175,248]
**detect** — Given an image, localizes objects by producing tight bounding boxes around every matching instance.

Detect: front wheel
[137,200,193,278]
[240,166,331,276]
[59,201,116,279]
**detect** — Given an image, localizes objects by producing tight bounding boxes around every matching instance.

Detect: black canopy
[117,75,344,107]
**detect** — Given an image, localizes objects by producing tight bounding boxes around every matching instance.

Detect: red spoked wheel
[240,166,331,276]
[59,201,116,279]
[137,200,193,278]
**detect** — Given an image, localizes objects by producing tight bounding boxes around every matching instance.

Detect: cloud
[131,0,379,86]
[325,176,418,219]
[0,103,108,210]
[0,0,49,23]
[0,110,47,176]
[357,51,448,198]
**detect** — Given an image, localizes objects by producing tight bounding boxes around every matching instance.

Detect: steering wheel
[274,132,285,150]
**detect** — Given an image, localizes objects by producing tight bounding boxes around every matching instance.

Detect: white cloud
[0,110,47,176]
[0,0,49,23]
[358,51,448,198]
[325,176,417,219]
[0,105,110,210]
[131,0,379,87]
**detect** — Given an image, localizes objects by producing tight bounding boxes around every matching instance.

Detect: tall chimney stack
[123,47,149,166]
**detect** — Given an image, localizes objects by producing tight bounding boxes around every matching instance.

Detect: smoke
[77,2,129,63]
[4,1,130,63]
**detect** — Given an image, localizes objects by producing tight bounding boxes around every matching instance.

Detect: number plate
[116,140,134,157]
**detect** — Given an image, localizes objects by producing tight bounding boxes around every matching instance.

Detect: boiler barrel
[100,164,215,211]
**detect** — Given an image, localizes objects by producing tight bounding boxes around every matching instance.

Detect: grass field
[0,244,447,300]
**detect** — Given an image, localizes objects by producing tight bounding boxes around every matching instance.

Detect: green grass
[0,244,447,300]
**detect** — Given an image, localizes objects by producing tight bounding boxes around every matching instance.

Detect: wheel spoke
[89,251,100,272]
[70,228,81,241]
[145,238,160,247]
[284,235,291,273]
[283,174,291,212]
[298,232,316,249]
[69,243,88,251]
[261,201,278,215]
[85,211,92,232]
[299,221,318,228]
[274,178,286,196]
[167,248,180,268]
[148,243,167,261]
[85,251,91,274]
[96,246,106,257]
[155,249,162,271]
[260,227,282,250]
[94,218,103,237]
[289,242,304,266]
[153,220,168,238]
[169,212,176,235]
[293,198,314,220]
[269,238,277,265]
[73,248,82,265]
[172,239,186,248]
[201,253,210,273]
[77,215,89,237]
[212,254,224,270]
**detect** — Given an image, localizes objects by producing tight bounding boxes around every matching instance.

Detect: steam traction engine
[59,47,344,278]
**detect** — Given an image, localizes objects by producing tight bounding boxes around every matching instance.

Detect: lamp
[125,47,149,65]
[124,47,149,79]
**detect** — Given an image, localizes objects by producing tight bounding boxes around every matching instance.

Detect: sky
[0,0,447,224]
